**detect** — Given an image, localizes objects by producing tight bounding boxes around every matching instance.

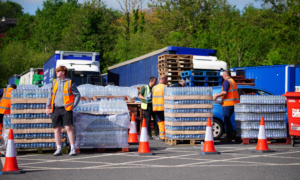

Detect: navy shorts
[52,107,73,128]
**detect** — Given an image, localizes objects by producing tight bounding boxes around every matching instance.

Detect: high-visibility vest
[141,85,150,110]
[152,83,166,111]
[222,78,239,106]
[51,79,74,112]
[0,87,13,114]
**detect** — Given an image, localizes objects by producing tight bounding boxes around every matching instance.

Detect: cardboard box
[15,138,67,143]
[164,104,212,109]
[11,109,47,114]
[11,119,52,124]
[166,130,205,135]
[164,95,212,100]
[13,129,67,134]
[11,99,48,104]
[164,112,213,118]
[165,121,207,126]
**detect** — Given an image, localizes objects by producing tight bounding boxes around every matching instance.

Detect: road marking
[18,153,124,166]
[174,150,300,167]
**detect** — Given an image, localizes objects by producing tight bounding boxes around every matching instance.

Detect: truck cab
[43,51,102,86]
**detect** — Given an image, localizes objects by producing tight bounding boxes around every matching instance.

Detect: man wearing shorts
[46,66,81,156]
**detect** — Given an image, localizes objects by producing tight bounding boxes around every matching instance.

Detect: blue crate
[181,70,221,77]
[194,70,220,77]
[181,71,194,77]
[182,76,222,83]
[186,82,222,87]
[206,76,222,82]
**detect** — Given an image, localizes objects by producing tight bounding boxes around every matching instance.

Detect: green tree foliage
[0,0,300,87]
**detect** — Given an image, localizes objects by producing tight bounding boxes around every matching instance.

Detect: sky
[8,0,262,15]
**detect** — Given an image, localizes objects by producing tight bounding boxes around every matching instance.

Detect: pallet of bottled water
[164,87,213,141]
[77,84,138,101]
[235,95,287,139]
[2,85,68,149]
[74,98,129,115]
[74,113,130,148]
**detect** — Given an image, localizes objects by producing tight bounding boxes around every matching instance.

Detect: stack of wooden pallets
[158,54,193,85]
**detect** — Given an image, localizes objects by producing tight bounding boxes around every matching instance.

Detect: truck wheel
[212,119,224,140]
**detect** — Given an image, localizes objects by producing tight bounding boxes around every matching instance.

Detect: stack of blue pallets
[181,70,222,87]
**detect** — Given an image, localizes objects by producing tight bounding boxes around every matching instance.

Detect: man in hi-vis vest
[152,75,167,142]
[0,84,17,135]
[213,70,239,142]
[46,66,81,156]
[138,76,159,140]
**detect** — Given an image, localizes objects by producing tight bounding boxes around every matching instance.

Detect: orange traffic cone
[134,118,155,156]
[254,117,274,153]
[128,113,139,145]
[200,118,220,155]
[1,129,22,174]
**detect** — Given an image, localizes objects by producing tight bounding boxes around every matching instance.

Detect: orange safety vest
[152,83,166,111]
[0,87,13,114]
[51,79,74,112]
[222,78,239,106]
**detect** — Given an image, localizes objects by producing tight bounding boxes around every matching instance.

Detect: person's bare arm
[213,91,227,101]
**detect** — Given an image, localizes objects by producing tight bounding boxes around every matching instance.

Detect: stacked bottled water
[74,98,129,114]
[15,142,67,149]
[164,87,213,140]
[164,87,213,96]
[12,123,53,129]
[74,113,130,148]
[165,117,208,122]
[14,133,67,139]
[11,103,47,110]
[237,129,287,138]
[11,86,50,99]
[240,95,286,104]
[235,95,287,138]
[77,84,138,99]
[11,113,51,119]
[3,115,11,129]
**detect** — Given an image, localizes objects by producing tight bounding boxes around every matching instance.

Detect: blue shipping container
[108,46,217,86]
[231,65,300,95]
[8,74,20,85]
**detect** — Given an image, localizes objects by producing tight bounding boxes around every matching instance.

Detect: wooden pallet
[235,137,291,145]
[76,147,129,154]
[165,138,203,146]
[158,67,193,72]
[159,71,182,76]
[158,62,193,68]
[16,147,68,155]
[158,55,193,61]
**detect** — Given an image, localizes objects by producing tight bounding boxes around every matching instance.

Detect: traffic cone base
[1,129,23,174]
[135,118,155,156]
[200,118,220,155]
[128,114,139,145]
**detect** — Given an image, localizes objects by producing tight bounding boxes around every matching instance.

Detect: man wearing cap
[46,66,81,156]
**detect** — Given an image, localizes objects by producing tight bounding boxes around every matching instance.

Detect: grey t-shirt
[46,78,81,109]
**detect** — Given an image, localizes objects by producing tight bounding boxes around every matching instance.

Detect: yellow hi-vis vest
[152,83,166,111]
[0,87,13,114]
[141,85,150,110]
[222,78,239,106]
[51,79,74,112]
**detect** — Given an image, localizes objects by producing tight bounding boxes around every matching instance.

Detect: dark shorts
[0,114,3,124]
[52,107,73,128]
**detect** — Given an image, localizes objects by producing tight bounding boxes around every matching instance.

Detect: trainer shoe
[69,149,77,156]
[148,136,154,140]
[53,149,62,156]
[154,135,160,140]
